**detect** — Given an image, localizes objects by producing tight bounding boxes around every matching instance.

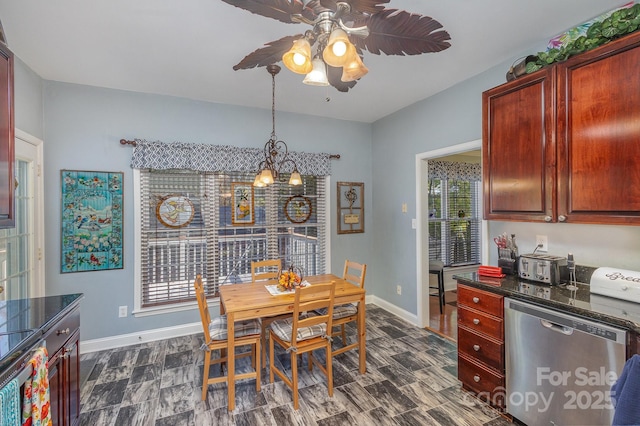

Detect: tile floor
[79,305,515,425]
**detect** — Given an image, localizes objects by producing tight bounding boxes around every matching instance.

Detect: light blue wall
[42,81,373,341]
[13,56,43,139]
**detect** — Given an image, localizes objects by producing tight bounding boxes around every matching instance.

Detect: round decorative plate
[284,195,312,224]
[156,195,195,228]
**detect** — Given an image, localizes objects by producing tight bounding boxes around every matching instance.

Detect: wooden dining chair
[251,259,287,367]
[269,280,336,410]
[194,274,262,402]
[321,260,366,357]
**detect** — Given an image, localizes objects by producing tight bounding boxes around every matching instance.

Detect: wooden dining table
[218,273,366,410]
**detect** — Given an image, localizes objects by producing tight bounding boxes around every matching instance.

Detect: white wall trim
[15,128,45,298]
[367,296,418,326]
[81,322,202,354]
[415,139,483,328]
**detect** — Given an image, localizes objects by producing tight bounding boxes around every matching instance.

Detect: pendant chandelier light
[281,4,368,86]
[253,64,302,188]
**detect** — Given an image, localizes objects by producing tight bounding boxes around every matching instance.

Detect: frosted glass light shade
[341,53,368,82]
[302,58,329,86]
[253,173,266,187]
[289,170,302,185]
[259,169,274,185]
[323,29,354,67]
[282,39,313,74]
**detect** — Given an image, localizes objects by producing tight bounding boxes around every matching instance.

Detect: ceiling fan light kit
[224,0,451,92]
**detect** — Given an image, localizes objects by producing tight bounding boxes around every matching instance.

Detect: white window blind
[428,178,481,267]
[139,169,327,308]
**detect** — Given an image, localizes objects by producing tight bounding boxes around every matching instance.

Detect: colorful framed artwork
[231,182,255,225]
[337,181,364,234]
[61,170,124,273]
[155,194,195,228]
[285,195,312,224]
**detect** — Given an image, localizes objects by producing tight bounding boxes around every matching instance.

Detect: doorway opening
[415,139,487,340]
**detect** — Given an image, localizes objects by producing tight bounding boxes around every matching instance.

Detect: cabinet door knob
[473,344,480,351]
[474,375,481,383]
[544,215,552,222]
[472,297,480,304]
[473,318,480,325]
[57,328,70,335]
[558,215,567,222]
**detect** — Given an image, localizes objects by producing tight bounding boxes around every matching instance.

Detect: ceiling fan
[222,0,451,92]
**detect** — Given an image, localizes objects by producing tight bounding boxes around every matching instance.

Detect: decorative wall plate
[156,194,195,228]
[285,195,312,224]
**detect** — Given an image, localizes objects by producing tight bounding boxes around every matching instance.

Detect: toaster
[518,253,567,285]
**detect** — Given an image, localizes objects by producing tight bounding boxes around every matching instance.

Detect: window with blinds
[428,178,481,267]
[138,169,327,308]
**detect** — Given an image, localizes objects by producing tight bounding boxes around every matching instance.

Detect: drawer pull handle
[473,344,480,351]
[472,297,480,304]
[473,318,480,325]
[57,328,70,335]
[473,375,481,383]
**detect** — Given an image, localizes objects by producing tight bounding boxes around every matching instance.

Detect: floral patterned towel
[21,347,52,426]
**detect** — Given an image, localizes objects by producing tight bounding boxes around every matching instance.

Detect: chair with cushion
[251,259,287,367]
[269,280,336,410]
[428,259,445,314]
[194,274,261,401]
[321,260,366,357]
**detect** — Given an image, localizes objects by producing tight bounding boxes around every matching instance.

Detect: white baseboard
[81,322,201,354]
[80,294,411,354]
[367,295,418,326]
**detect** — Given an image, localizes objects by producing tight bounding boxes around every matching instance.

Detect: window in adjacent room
[134,169,327,314]
[428,160,481,267]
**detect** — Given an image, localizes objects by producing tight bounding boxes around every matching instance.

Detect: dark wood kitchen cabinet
[457,283,505,410]
[45,306,80,426]
[0,42,14,228]
[483,31,640,225]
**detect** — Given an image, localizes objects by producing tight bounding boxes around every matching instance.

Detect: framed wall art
[61,170,123,273]
[337,181,364,234]
[285,195,312,224]
[231,182,255,225]
[155,194,195,228]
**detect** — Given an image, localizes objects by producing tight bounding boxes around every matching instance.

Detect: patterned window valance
[130,139,331,176]
[428,160,481,181]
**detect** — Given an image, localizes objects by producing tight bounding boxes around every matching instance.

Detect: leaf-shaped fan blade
[233,35,302,70]
[220,0,304,24]
[318,0,389,15]
[353,9,451,55]
[326,65,357,92]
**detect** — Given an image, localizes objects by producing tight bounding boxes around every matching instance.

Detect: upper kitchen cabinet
[483,31,640,225]
[482,67,556,222]
[0,41,13,228]
[557,31,640,225]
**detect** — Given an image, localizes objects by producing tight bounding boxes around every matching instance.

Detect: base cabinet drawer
[458,326,504,371]
[458,305,503,340]
[458,284,503,316]
[458,353,505,409]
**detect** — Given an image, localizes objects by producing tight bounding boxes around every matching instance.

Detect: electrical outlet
[536,235,548,252]
[396,285,402,295]
[118,305,127,318]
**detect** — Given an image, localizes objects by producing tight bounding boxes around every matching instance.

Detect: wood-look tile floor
[79,304,515,425]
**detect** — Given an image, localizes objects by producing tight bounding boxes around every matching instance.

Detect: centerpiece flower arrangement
[278,265,303,291]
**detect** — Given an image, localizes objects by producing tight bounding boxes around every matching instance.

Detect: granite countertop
[454,272,640,334]
[0,293,83,383]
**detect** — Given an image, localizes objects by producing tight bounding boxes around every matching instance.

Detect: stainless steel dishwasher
[505,298,626,426]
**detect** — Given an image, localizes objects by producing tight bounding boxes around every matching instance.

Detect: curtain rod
[119,139,340,159]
